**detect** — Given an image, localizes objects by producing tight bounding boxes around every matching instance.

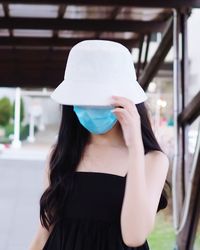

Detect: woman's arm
[110,95,169,247]
[120,146,169,247]
[28,219,54,250]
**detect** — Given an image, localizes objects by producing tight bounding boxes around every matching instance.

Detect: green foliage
[12,97,25,123]
[148,212,176,250]
[20,124,38,140]
[194,224,200,250]
[4,123,14,137]
[0,137,12,144]
[0,97,12,126]
[148,211,200,249]
[4,123,38,141]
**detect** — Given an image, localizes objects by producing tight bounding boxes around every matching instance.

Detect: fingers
[111,107,132,125]
[110,95,137,116]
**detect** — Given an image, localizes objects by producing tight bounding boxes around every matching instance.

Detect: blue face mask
[73,105,118,134]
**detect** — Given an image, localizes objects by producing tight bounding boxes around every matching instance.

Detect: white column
[11,87,22,148]
[27,112,35,143]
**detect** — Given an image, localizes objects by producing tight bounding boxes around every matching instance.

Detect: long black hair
[40,102,171,231]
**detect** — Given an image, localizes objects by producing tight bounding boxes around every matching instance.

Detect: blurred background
[0,1,199,250]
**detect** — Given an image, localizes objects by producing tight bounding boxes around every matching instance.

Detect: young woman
[29,40,170,250]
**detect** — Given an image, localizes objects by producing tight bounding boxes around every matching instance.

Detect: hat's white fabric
[50,40,148,106]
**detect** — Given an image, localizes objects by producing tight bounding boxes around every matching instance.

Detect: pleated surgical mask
[73,105,117,134]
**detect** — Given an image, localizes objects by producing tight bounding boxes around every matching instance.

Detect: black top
[42,170,167,250]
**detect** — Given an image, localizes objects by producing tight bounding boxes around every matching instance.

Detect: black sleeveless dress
[42,170,167,250]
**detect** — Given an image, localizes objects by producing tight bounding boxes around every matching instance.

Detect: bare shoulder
[144,150,169,193]
[145,150,169,168]
[145,150,169,159]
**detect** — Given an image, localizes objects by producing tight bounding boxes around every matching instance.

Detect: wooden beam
[136,35,144,78]
[0,62,66,70]
[0,49,70,61]
[53,4,67,38]
[143,34,151,69]
[0,63,173,88]
[2,3,13,37]
[0,76,63,88]
[0,62,173,77]
[139,18,173,90]
[176,134,200,250]
[0,37,139,48]
[0,57,173,68]
[178,91,200,125]
[0,17,167,33]
[2,0,200,8]
[96,7,122,38]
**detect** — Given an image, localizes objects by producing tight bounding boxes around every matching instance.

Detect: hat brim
[50,79,148,106]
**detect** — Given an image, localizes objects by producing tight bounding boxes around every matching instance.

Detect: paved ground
[0,125,57,250]
[0,159,45,250]
[0,124,57,161]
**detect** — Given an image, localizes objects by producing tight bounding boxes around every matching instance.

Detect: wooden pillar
[172,10,183,248]
[173,8,200,250]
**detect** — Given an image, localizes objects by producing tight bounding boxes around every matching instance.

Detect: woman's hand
[110,95,144,152]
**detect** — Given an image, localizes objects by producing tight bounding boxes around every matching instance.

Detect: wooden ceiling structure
[1,1,200,250]
[0,0,186,88]
[0,1,199,88]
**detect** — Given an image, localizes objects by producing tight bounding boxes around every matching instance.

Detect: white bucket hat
[50,39,148,106]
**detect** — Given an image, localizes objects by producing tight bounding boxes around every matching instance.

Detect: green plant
[0,97,12,126]
[20,124,38,140]
[4,123,38,141]
[4,123,14,137]
[0,137,12,144]
[148,211,176,250]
